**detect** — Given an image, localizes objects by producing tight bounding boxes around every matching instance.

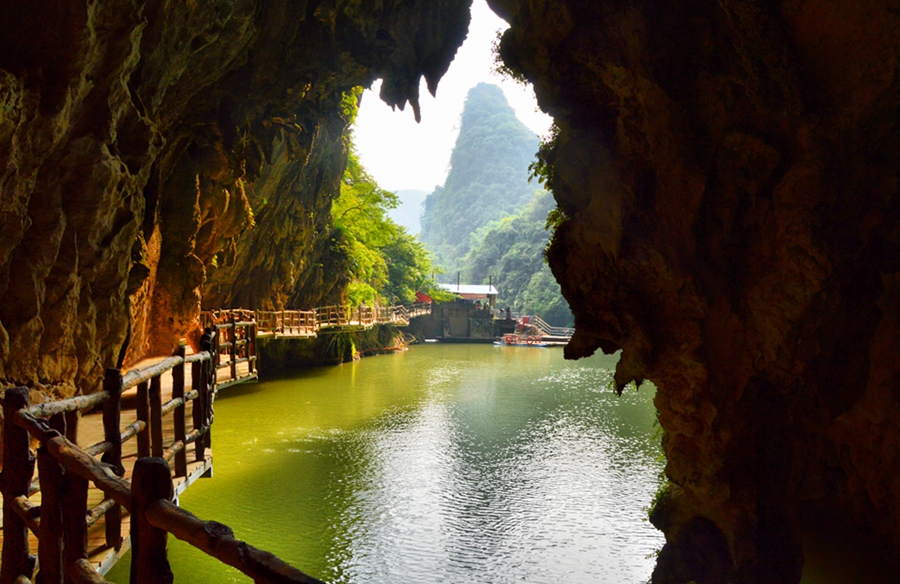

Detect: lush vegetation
[331,147,444,306]
[419,83,539,274]
[331,90,442,307]
[463,189,573,327]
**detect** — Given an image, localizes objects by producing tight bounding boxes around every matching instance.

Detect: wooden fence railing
[0,327,322,584]
[313,305,350,328]
[210,315,259,390]
[204,302,433,338]
[256,310,317,337]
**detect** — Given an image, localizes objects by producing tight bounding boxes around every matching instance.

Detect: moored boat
[494,334,548,347]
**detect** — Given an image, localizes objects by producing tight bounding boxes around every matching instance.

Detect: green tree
[332,141,443,306]
[462,190,573,327]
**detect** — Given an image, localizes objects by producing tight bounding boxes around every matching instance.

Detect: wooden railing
[406,302,431,319]
[205,302,433,338]
[0,327,321,584]
[524,314,574,338]
[210,315,259,389]
[256,310,317,337]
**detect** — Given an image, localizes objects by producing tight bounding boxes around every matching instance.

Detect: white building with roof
[437,283,499,305]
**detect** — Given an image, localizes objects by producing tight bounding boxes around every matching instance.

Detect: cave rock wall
[492,0,900,581]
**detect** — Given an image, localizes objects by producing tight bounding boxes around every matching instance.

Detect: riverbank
[256,323,409,372]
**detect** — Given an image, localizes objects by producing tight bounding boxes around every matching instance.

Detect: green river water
[108,343,665,582]
[103,342,897,583]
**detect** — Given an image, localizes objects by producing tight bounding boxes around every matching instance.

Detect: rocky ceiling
[0,0,471,395]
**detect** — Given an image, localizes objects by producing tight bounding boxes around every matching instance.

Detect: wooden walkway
[0,314,264,582]
[1,355,256,576]
[209,303,432,340]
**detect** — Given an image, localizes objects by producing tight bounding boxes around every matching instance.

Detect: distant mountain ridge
[419,83,539,276]
[388,189,429,234]
[416,82,571,325]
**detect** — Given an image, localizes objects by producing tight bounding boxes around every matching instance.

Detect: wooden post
[150,375,163,458]
[248,323,256,375]
[64,408,79,443]
[191,360,204,463]
[136,381,150,458]
[130,458,174,584]
[62,459,90,581]
[36,414,66,584]
[213,325,221,374]
[230,314,238,382]
[1,387,36,584]
[201,331,214,452]
[101,368,124,550]
[172,346,188,478]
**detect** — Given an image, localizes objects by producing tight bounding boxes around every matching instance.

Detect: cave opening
[3,0,900,581]
[352,0,552,226]
[348,1,900,582]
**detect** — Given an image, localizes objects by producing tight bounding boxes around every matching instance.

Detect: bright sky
[353,0,553,193]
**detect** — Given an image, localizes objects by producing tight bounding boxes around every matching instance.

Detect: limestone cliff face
[0,0,471,397]
[201,101,349,314]
[492,0,900,581]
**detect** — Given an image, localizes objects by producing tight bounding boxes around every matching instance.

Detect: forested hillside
[419,83,538,273]
[416,82,571,326]
[464,190,573,326]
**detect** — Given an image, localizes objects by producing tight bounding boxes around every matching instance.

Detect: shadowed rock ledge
[492,0,900,581]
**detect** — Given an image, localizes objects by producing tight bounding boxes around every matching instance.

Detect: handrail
[123,355,184,390]
[0,332,216,583]
[3,383,323,583]
[24,391,110,419]
[144,493,323,583]
[0,320,298,584]
[205,301,432,339]
[525,314,574,337]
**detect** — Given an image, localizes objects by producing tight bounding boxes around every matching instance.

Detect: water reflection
[107,345,663,583]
